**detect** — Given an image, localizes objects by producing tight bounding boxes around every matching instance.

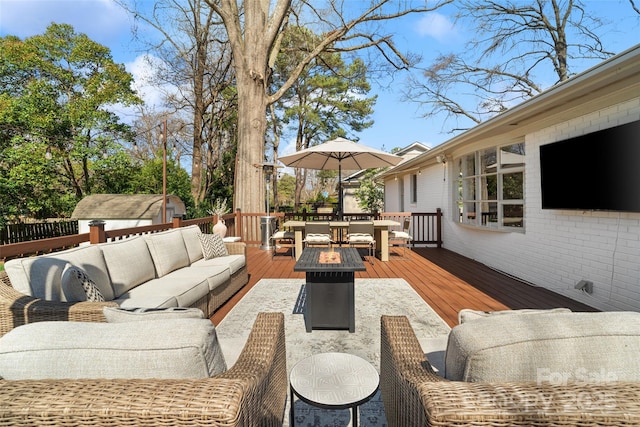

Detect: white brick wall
[435,98,640,311]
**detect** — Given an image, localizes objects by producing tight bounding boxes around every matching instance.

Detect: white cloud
[415,12,457,43]
[128,54,166,109]
[108,54,168,123]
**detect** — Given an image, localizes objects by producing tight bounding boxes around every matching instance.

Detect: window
[410,174,418,204]
[457,143,525,230]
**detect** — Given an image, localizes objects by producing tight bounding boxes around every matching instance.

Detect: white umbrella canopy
[279,137,402,216]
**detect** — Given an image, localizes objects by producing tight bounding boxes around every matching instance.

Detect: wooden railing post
[235,208,242,240]
[172,216,183,229]
[436,208,442,248]
[89,220,106,244]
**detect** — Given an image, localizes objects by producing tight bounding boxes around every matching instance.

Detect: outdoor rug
[215,278,451,427]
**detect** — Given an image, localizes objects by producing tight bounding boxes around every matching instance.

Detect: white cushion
[103,306,205,322]
[391,231,411,239]
[305,234,331,243]
[272,230,294,240]
[183,264,231,290]
[180,225,204,263]
[115,272,209,309]
[114,293,178,309]
[192,254,245,275]
[144,229,191,276]
[61,264,105,302]
[4,245,114,301]
[0,319,227,379]
[348,233,374,243]
[444,311,640,383]
[199,232,229,259]
[99,236,156,297]
[458,307,572,324]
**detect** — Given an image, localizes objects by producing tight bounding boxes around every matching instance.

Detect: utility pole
[161,118,168,223]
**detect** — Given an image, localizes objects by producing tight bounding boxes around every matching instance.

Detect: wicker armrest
[0,271,117,337]
[419,380,640,426]
[0,312,287,426]
[380,315,445,426]
[224,241,246,256]
[381,315,640,427]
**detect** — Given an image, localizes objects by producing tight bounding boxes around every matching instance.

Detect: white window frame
[456,143,525,231]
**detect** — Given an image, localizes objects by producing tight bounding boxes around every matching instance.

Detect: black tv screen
[540,120,640,212]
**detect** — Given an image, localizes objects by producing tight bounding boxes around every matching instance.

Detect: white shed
[72,194,186,234]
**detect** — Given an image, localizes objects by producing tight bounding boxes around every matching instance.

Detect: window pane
[502,172,523,199]
[480,202,498,226]
[503,204,523,227]
[463,177,476,200]
[461,154,475,177]
[411,174,417,203]
[464,202,477,224]
[480,174,497,200]
[500,143,525,169]
[480,148,497,174]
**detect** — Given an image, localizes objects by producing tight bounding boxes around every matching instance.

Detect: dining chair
[270,225,295,259]
[389,217,412,258]
[347,221,375,264]
[303,222,333,249]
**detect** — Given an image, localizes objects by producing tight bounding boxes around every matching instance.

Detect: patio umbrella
[279,137,402,217]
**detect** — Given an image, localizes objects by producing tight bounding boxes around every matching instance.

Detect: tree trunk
[191,52,205,207]
[213,0,291,214]
[234,70,267,213]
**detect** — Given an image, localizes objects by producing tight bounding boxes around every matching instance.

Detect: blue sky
[1,0,639,156]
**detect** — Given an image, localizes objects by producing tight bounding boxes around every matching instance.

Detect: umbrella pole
[338,160,342,220]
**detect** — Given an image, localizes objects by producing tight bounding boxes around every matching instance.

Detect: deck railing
[0,209,442,261]
[379,210,442,247]
[0,220,79,245]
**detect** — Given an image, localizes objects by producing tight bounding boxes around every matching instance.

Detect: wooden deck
[211,245,597,327]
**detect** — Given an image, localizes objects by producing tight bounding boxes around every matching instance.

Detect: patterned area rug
[215,278,451,427]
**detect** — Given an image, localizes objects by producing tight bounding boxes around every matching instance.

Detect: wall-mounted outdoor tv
[540,120,640,212]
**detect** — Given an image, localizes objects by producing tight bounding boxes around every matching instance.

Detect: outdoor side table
[289,352,379,427]
[294,247,366,332]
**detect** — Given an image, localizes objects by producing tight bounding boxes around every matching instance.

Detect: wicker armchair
[380,315,640,427]
[0,312,287,426]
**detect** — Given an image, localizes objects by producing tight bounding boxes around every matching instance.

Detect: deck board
[211,245,597,327]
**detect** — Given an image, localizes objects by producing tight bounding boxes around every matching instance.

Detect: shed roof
[72,194,185,219]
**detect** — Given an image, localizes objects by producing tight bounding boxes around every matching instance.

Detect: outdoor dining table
[282,219,401,262]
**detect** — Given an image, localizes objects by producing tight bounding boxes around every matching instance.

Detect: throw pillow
[199,232,229,259]
[61,264,105,302]
[103,306,205,323]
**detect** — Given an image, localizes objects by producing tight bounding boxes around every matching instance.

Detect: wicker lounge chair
[380,315,640,426]
[0,312,287,426]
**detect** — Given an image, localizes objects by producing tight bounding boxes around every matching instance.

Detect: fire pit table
[294,247,366,333]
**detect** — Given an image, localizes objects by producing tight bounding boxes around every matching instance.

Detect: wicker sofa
[0,225,248,336]
[0,312,286,426]
[381,311,640,426]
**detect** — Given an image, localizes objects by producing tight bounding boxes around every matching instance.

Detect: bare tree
[120,0,236,207]
[407,0,615,133]
[204,0,451,214]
